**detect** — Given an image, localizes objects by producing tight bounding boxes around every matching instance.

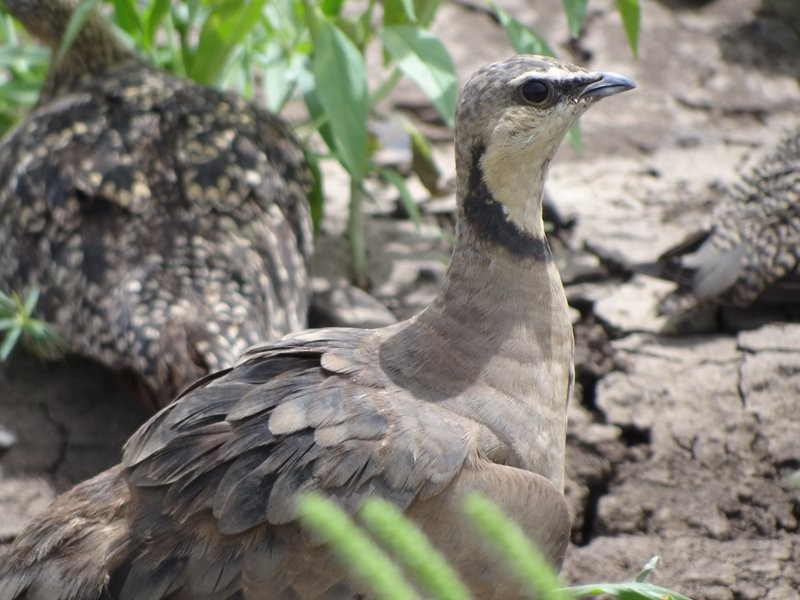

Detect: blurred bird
[642,127,800,315]
[0,0,313,409]
[0,55,634,599]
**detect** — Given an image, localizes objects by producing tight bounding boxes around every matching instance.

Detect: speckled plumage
[0,1,312,407]
[655,127,800,313]
[0,56,635,599]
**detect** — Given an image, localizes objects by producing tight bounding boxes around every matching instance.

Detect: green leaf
[56,0,102,63]
[0,318,17,331]
[297,494,418,600]
[22,288,39,316]
[110,0,143,38]
[257,46,299,113]
[383,0,417,25]
[0,290,13,311]
[311,20,368,180]
[464,495,569,600]
[562,0,588,39]
[0,326,21,361]
[300,82,336,151]
[616,0,640,58]
[303,150,325,235]
[379,25,457,126]
[635,556,660,583]
[144,0,171,49]
[492,4,554,57]
[320,0,345,17]
[0,45,51,67]
[563,581,695,600]
[414,0,441,27]
[22,319,65,360]
[348,181,368,288]
[360,497,471,600]
[379,168,421,226]
[401,120,446,196]
[0,80,42,105]
[190,0,267,84]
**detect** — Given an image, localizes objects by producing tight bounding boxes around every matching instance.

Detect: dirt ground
[1,0,799,598]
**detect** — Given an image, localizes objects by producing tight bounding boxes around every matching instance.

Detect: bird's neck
[420,142,571,370]
[418,228,571,382]
[6,0,133,102]
[378,150,573,486]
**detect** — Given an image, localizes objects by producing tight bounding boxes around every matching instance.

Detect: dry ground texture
[1,0,799,598]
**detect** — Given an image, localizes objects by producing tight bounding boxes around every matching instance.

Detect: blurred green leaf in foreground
[298,492,692,600]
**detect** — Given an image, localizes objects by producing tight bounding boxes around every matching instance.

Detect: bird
[0,55,635,599]
[643,127,800,315]
[0,0,313,409]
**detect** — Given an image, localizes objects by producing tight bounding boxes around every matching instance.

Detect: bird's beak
[579,72,636,99]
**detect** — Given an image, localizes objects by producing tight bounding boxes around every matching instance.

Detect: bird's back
[0,55,313,407]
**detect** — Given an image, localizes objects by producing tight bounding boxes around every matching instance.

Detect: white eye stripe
[507,66,591,88]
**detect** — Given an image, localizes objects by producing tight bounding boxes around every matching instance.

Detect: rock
[563,534,800,600]
[310,280,398,329]
[739,348,800,464]
[590,276,677,334]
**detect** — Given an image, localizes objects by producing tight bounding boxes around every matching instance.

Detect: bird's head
[455,55,634,244]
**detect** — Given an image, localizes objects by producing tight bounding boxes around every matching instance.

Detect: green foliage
[0,289,64,361]
[311,19,367,180]
[57,0,100,62]
[562,0,589,40]
[297,492,694,600]
[615,0,641,58]
[0,0,641,285]
[492,4,555,57]
[379,25,457,127]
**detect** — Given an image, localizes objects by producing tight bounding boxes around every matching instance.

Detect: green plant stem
[301,0,321,39]
[348,179,368,289]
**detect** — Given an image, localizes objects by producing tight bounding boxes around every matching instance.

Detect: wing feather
[111,328,477,593]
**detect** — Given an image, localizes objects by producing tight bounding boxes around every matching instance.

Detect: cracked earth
[1,0,799,597]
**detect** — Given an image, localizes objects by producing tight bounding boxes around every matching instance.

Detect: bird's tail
[0,466,131,600]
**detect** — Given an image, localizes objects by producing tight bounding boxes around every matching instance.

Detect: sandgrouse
[0,55,634,599]
[0,0,312,408]
[649,127,800,314]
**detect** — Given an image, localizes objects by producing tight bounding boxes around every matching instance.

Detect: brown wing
[109,327,477,597]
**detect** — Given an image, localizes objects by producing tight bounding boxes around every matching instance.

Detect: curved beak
[580,72,636,99]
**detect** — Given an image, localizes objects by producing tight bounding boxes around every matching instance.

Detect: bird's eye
[520,79,550,105]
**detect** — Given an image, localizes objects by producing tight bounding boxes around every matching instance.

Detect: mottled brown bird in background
[645,127,800,314]
[0,0,313,408]
[0,55,634,599]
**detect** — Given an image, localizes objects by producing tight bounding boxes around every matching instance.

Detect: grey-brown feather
[0,54,636,599]
[0,0,312,408]
[654,127,800,313]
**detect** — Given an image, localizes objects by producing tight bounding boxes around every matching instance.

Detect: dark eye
[521,79,550,105]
